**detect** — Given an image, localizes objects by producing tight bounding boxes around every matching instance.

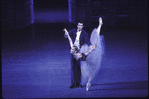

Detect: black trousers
[70,55,81,86]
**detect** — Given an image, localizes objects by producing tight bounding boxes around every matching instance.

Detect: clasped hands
[89,45,96,50]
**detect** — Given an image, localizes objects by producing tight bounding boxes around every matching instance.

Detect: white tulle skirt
[79,28,105,84]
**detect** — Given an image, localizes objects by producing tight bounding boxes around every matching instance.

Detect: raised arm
[63,28,73,49]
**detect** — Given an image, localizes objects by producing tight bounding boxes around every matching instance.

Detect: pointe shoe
[86,83,91,91]
[99,17,103,25]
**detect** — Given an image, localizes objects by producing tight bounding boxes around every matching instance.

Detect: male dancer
[64,21,93,89]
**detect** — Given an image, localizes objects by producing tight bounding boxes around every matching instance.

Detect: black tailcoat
[66,28,91,85]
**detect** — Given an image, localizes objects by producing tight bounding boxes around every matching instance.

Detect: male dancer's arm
[83,30,94,50]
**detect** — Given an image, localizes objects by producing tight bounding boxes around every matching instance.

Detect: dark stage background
[1,0,148,98]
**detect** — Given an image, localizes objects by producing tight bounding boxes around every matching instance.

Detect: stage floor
[2,22,148,98]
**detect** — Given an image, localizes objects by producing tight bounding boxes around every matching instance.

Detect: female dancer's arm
[63,28,73,49]
[84,42,97,55]
[63,28,83,59]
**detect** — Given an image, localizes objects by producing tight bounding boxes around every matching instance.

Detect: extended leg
[96,17,103,35]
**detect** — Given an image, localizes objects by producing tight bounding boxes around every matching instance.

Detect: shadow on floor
[90,81,148,91]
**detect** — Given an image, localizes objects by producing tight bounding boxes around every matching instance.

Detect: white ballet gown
[79,28,105,84]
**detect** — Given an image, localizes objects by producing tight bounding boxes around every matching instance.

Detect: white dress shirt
[74,30,81,49]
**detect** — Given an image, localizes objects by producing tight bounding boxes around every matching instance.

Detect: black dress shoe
[76,84,83,88]
[70,84,76,89]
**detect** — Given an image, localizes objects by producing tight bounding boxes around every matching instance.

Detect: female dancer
[80,17,104,91]
[64,17,104,91]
